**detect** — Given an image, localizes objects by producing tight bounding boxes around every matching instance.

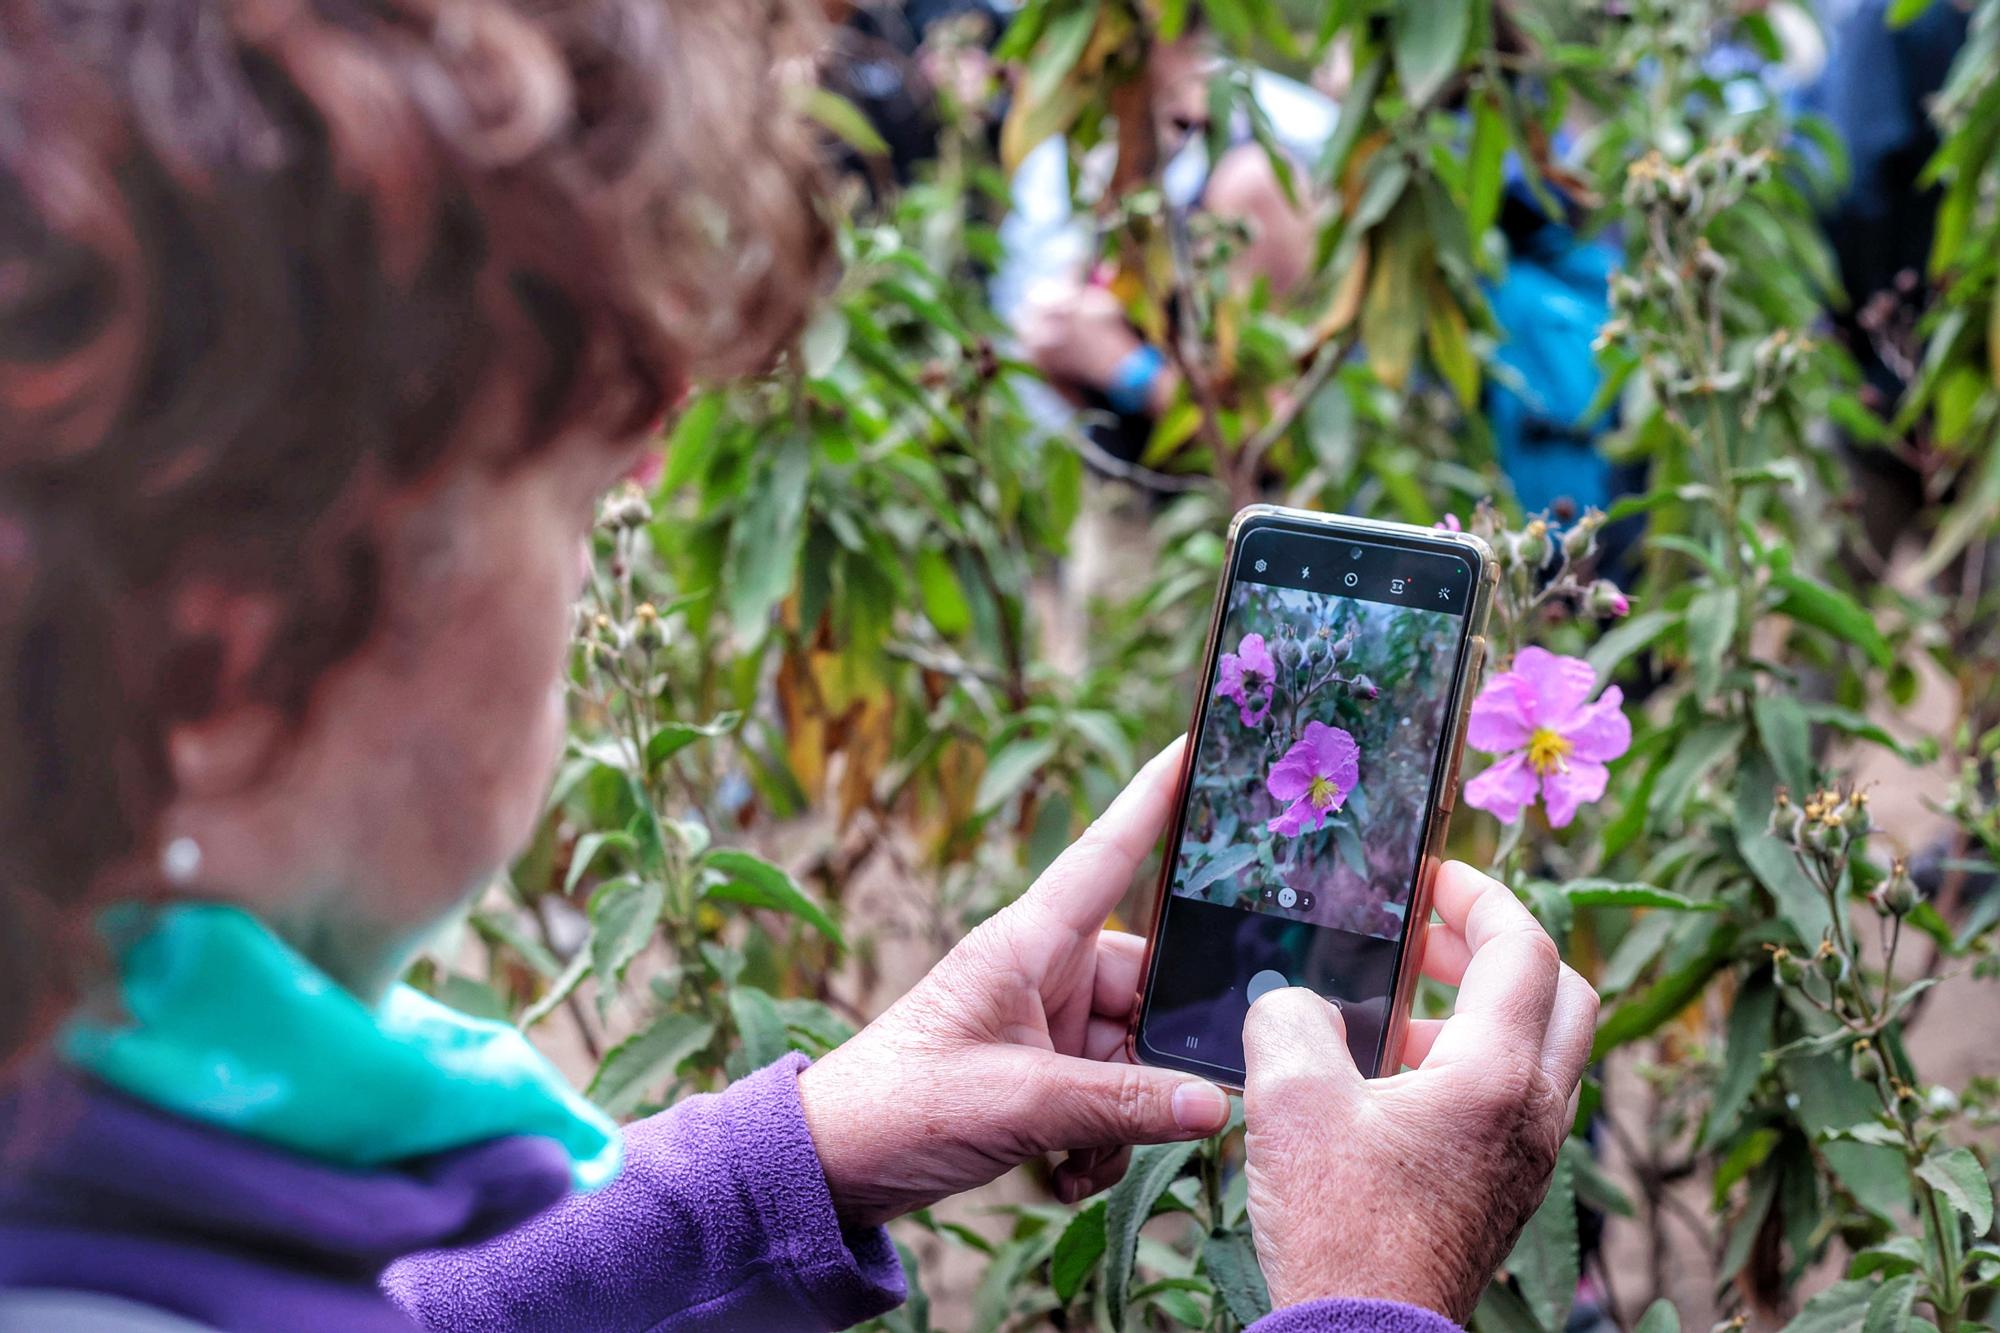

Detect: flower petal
[1465,674,1535,753]
[1266,797,1315,837]
[1304,721,1361,789]
[1216,653,1244,700]
[1238,633,1274,679]
[1563,685,1631,763]
[1512,646,1599,728]
[1266,744,1317,802]
[1541,757,1609,829]
[1462,751,1537,824]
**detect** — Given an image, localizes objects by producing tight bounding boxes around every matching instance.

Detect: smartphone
[1129,505,1495,1087]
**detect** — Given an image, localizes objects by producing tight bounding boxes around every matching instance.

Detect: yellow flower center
[1527,727,1573,776]
[1308,774,1342,810]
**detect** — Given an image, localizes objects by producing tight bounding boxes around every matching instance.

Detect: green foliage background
[408,0,2000,1327]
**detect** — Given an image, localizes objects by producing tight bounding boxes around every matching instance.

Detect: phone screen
[1134,516,1481,1082]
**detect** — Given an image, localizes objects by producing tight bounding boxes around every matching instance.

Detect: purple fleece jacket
[0,1053,1459,1333]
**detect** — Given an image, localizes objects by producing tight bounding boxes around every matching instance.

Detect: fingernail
[1171,1081,1229,1133]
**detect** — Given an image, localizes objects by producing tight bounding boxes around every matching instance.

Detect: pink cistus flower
[1462,646,1630,829]
[1215,632,1276,728]
[1266,721,1361,837]
[1435,514,1463,532]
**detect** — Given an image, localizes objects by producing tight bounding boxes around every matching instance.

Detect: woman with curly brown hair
[0,2,1593,1329]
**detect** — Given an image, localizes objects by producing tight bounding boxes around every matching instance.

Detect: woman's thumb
[1243,987,1366,1109]
[1032,1055,1231,1148]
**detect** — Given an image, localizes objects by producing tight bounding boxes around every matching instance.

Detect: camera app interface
[1138,524,1474,1078]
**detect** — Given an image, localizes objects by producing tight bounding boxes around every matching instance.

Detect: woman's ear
[164,583,285,799]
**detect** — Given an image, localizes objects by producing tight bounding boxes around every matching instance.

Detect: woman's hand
[798,739,1229,1230]
[1241,861,1598,1321]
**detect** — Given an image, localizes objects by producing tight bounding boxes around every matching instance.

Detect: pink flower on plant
[1462,646,1630,829]
[1266,721,1361,837]
[1215,632,1276,728]
[1435,514,1463,532]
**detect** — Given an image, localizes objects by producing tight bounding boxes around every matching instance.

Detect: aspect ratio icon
[1389,578,1406,594]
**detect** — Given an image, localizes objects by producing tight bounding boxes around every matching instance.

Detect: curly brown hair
[0,0,831,1071]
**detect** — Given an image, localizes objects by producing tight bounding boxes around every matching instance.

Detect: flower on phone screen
[1462,646,1630,828]
[1265,721,1361,836]
[1215,632,1275,728]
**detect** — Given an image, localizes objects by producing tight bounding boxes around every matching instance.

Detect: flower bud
[1771,947,1806,988]
[1816,941,1849,983]
[1882,861,1917,917]
[1849,1038,1877,1084]
[1561,512,1605,562]
[631,602,665,653]
[1587,579,1630,618]
[1926,1084,1960,1117]
[600,482,652,531]
[1349,673,1380,701]
[1767,790,1793,838]
[1516,520,1552,568]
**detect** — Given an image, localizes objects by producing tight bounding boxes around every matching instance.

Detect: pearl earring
[161,837,203,885]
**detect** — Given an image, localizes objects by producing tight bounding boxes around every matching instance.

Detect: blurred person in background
[0,2,1593,1330]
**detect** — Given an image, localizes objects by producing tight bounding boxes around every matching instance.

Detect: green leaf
[587,1010,716,1116]
[1861,1273,1918,1333]
[1685,585,1739,696]
[1562,880,1718,911]
[1778,1279,1873,1333]
[1201,1229,1271,1326]
[1917,1147,1995,1233]
[588,876,663,993]
[1770,572,1893,670]
[659,392,726,494]
[724,443,811,642]
[1050,1198,1109,1304]
[1317,56,1384,183]
[565,829,635,899]
[728,985,792,1071]
[1023,2,1099,106]
[1185,844,1260,898]
[1471,1277,1543,1333]
[1506,1142,1579,1330]
[1141,399,1205,467]
[1393,0,1471,107]
[1886,0,1934,25]
[1848,1236,1924,1280]
[1105,1140,1200,1328]
[1586,609,1677,683]
[1785,1054,1912,1220]
[1702,972,1776,1148]
[520,945,590,1029]
[1647,720,1744,822]
[1753,696,1815,797]
[1465,93,1508,243]
[1735,751,1833,945]
[795,87,889,156]
[975,735,1059,815]
[646,713,741,771]
[470,909,559,979]
[1593,918,1738,1059]
[1635,1298,1680,1333]
[702,848,846,948]
[916,549,972,637]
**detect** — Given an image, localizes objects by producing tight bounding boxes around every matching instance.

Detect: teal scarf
[61,904,621,1190]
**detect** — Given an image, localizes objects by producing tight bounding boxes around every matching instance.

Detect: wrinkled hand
[1242,862,1597,1322]
[799,740,1228,1230]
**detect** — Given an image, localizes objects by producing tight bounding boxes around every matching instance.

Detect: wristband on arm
[1105,344,1167,416]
